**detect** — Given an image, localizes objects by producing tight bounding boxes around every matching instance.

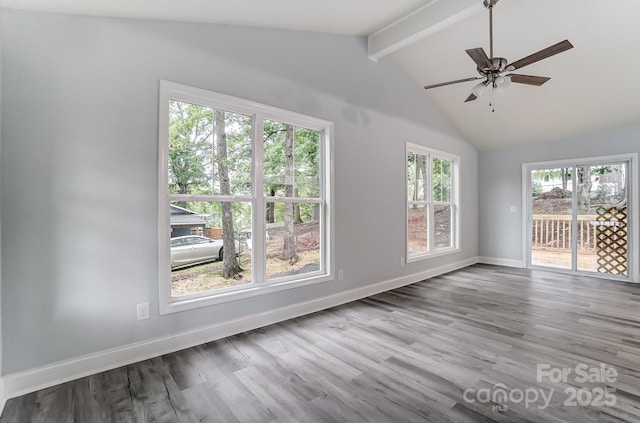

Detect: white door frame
[522,153,639,283]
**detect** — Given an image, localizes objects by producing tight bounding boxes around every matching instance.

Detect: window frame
[406,142,460,262]
[158,81,334,314]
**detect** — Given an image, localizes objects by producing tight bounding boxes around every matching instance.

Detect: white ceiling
[0,0,430,36]
[3,0,640,150]
[393,0,640,149]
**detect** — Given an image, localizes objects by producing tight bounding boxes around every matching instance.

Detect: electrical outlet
[137,302,150,321]
[337,269,344,280]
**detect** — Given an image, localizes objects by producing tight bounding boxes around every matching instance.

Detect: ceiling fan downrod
[484,0,497,59]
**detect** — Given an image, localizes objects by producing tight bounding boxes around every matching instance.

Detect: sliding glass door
[529,167,573,270]
[527,159,631,279]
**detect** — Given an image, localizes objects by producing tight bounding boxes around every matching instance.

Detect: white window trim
[158,80,335,314]
[406,142,461,263]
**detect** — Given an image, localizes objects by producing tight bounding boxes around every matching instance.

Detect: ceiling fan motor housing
[477,57,508,78]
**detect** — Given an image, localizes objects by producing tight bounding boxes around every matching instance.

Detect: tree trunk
[312,174,320,221]
[577,166,592,213]
[421,156,428,202]
[283,125,298,263]
[177,183,188,209]
[562,168,569,191]
[266,187,275,223]
[412,155,420,209]
[293,188,303,224]
[215,110,241,278]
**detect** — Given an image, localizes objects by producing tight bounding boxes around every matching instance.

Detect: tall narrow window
[159,81,333,313]
[406,143,459,260]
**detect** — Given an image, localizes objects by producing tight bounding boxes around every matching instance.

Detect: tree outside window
[406,144,459,260]
[159,82,332,311]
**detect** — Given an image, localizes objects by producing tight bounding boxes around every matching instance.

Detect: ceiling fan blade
[465,48,493,69]
[508,40,574,70]
[424,76,481,90]
[509,74,551,86]
[464,93,478,102]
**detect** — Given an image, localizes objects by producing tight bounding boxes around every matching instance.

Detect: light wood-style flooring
[2,264,640,422]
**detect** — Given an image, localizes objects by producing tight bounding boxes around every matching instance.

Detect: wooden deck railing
[532,214,598,252]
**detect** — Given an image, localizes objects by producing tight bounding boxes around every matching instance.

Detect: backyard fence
[204,228,223,238]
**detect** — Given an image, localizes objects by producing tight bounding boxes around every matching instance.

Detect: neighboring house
[170,204,206,237]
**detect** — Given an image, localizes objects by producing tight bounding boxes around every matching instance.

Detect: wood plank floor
[2,264,640,422]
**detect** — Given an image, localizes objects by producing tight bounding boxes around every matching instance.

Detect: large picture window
[406,143,459,261]
[159,81,333,313]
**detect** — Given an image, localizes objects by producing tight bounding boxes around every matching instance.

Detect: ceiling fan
[423,0,573,107]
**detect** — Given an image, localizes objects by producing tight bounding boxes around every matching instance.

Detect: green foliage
[168,105,321,231]
[295,128,320,198]
[168,101,253,230]
[432,157,451,202]
[168,101,213,195]
[531,168,572,183]
[592,165,612,176]
[220,112,252,195]
[407,152,417,200]
[532,181,543,197]
[407,152,452,203]
[263,120,287,194]
[268,202,315,224]
[168,101,252,198]
[263,120,320,199]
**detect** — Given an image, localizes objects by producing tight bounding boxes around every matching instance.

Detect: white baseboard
[0,377,5,416]
[2,257,477,401]
[477,256,526,268]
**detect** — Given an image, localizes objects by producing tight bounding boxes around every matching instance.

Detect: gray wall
[478,123,640,261]
[0,11,478,374]
[0,10,3,386]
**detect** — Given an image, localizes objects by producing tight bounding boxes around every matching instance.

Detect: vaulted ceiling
[3,0,640,150]
[392,0,640,150]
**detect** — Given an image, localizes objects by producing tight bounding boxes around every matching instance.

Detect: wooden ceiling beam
[368,0,481,62]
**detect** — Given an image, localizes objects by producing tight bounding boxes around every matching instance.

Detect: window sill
[159,272,334,315]
[407,247,461,263]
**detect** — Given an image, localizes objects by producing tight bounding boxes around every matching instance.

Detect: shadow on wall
[108,18,456,135]
[269,83,372,127]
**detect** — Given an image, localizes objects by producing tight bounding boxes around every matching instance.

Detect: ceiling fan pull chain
[490,85,495,113]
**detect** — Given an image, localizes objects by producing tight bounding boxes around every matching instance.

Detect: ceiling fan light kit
[424,0,573,110]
